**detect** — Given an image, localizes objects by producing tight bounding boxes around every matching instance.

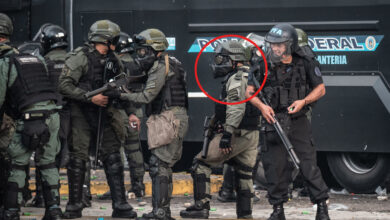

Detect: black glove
[219,131,232,150]
[103,89,121,99]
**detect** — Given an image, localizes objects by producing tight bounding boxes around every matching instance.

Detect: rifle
[201,115,222,159]
[251,72,301,170]
[84,73,128,100]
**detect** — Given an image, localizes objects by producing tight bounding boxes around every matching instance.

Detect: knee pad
[103,153,123,175]
[149,154,168,178]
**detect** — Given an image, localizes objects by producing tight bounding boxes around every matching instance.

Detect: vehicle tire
[327,152,390,193]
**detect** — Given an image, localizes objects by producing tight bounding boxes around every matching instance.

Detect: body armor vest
[146,56,188,116]
[214,68,261,130]
[46,58,65,90]
[6,54,57,117]
[266,56,310,116]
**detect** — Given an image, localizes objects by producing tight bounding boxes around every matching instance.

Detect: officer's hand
[103,89,121,99]
[129,114,141,131]
[91,94,109,107]
[287,99,306,114]
[219,131,233,155]
[260,105,276,124]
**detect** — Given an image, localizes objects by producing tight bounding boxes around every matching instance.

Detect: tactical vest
[45,58,65,90]
[146,56,188,116]
[214,68,261,130]
[6,54,57,116]
[266,56,310,115]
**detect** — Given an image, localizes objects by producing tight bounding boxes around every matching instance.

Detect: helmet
[240,33,265,65]
[88,20,120,45]
[265,23,298,63]
[211,40,248,78]
[132,28,168,71]
[39,23,68,53]
[134,28,169,52]
[17,42,44,56]
[115,32,134,54]
[0,13,13,37]
[296,28,308,47]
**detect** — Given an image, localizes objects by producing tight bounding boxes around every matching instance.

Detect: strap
[236,172,252,180]
[37,162,57,170]
[164,53,169,76]
[11,164,28,171]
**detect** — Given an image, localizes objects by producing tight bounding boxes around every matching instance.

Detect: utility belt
[22,109,58,121]
[19,110,57,151]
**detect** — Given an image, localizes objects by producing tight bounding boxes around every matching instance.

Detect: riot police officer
[117,28,189,220]
[58,20,137,219]
[98,32,146,201]
[246,23,330,220]
[24,23,70,208]
[0,12,63,220]
[180,40,260,219]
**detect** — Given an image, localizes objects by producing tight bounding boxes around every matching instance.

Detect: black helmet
[265,23,298,63]
[115,32,134,54]
[17,42,44,56]
[39,23,68,53]
[211,40,248,78]
[0,13,13,37]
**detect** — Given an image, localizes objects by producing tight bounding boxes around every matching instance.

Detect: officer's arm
[0,58,17,108]
[304,83,325,104]
[58,55,88,101]
[120,65,166,104]
[304,61,326,104]
[225,75,247,133]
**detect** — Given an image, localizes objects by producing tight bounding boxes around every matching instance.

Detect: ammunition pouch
[21,110,54,150]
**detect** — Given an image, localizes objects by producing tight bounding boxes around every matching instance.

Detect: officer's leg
[217,164,236,202]
[33,112,62,220]
[31,163,44,207]
[81,161,92,207]
[100,125,136,219]
[0,117,14,217]
[3,129,31,220]
[180,159,212,219]
[289,117,329,220]
[63,108,90,219]
[124,131,145,198]
[262,131,290,220]
[232,131,258,219]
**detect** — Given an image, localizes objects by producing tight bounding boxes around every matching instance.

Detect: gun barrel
[84,86,108,99]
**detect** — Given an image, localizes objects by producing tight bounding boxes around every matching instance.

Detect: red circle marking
[194,34,268,105]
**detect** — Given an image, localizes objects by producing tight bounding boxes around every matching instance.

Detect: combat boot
[31,167,44,207]
[3,182,20,220]
[180,201,209,219]
[103,153,137,218]
[42,207,62,220]
[138,155,175,220]
[267,204,286,220]
[315,200,330,220]
[41,179,62,220]
[217,187,236,202]
[2,209,19,220]
[81,164,92,207]
[62,158,86,219]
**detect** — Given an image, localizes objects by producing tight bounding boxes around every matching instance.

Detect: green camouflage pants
[7,113,60,204]
[195,129,259,205]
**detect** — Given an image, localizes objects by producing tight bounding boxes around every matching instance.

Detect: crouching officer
[117,28,189,220]
[246,23,330,220]
[180,40,260,219]
[0,12,63,220]
[58,20,137,219]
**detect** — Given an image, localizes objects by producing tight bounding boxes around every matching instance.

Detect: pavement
[19,169,390,219]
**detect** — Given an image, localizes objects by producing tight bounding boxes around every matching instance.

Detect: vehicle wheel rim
[341,153,377,174]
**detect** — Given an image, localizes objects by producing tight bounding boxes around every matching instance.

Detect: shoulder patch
[314,66,322,77]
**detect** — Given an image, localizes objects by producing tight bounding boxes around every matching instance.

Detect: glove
[219,131,232,151]
[103,89,121,99]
